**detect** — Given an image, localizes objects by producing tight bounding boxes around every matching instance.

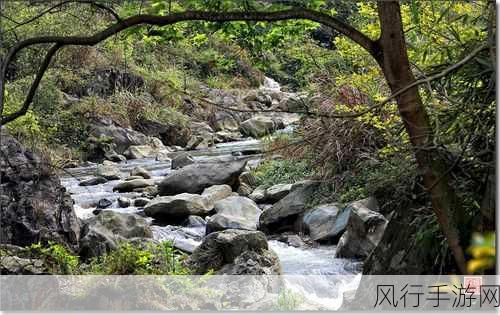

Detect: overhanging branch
[0,7,376,125]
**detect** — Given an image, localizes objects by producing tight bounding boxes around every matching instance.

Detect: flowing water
[59,79,361,309]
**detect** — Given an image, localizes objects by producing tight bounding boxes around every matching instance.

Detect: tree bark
[376,1,467,274]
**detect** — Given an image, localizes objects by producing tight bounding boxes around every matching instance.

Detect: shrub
[29,242,79,275]
[296,115,386,178]
[86,241,189,275]
[252,159,314,187]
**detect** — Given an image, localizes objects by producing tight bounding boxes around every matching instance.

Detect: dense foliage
[0,0,495,274]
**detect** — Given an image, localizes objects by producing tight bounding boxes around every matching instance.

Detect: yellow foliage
[467,232,496,274]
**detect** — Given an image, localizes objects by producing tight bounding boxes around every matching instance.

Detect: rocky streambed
[1,77,390,309]
[57,135,364,309]
[60,138,361,275]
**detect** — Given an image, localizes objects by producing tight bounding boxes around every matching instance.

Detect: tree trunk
[376,1,467,274]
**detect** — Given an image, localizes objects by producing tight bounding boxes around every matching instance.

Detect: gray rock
[335,199,388,260]
[278,95,308,113]
[215,131,242,143]
[201,184,233,205]
[159,159,247,195]
[259,181,319,233]
[0,133,80,251]
[135,117,191,147]
[144,193,212,218]
[187,122,216,150]
[248,185,267,203]
[97,198,113,209]
[243,90,273,106]
[96,164,121,180]
[88,118,149,154]
[1,255,46,275]
[212,111,240,132]
[206,196,262,233]
[140,186,158,198]
[278,234,306,248]
[171,152,195,170]
[265,183,292,203]
[126,176,144,181]
[130,166,151,179]
[113,179,155,192]
[183,215,207,227]
[124,144,171,160]
[217,249,281,275]
[186,229,270,274]
[79,211,152,258]
[117,197,131,208]
[79,176,107,186]
[240,116,278,138]
[302,203,346,242]
[190,121,215,135]
[186,134,214,150]
[133,197,150,207]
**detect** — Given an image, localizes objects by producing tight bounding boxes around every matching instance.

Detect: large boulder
[79,211,152,258]
[136,118,191,147]
[158,159,247,195]
[240,116,283,138]
[259,181,319,233]
[0,133,80,251]
[144,193,213,218]
[186,229,279,274]
[335,198,387,260]
[206,196,262,233]
[302,203,347,243]
[88,118,149,154]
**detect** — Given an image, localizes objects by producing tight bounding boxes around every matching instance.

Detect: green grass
[252,159,314,187]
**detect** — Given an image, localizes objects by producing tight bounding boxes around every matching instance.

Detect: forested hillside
[0,0,495,287]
